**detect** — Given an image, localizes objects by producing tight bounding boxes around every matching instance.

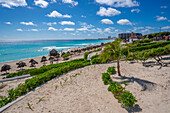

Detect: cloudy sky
[0,0,169,40]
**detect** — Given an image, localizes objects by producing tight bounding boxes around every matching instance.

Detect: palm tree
[100,38,127,76]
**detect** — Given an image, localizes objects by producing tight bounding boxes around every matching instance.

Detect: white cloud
[43,22,57,26]
[131,9,140,13]
[51,0,56,3]
[59,21,75,25]
[0,0,27,8]
[101,19,114,24]
[77,27,88,31]
[62,0,78,6]
[117,19,132,25]
[64,28,75,31]
[46,10,72,18]
[160,6,167,8]
[88,34,91,36]
[34,0,48,8]
[97,7,121,17]
[5,22,11,24]
[81,15,86,18]
[20,22,36,26]
[104,28,112,33]
[48,27,57,31]
[95,0,139,7]
[141,29,149,33]
[16,29,23,31]
[156,16,167,21]
[29,29,38,31]
[162,26,170,29]
[96,28,103,34]
[168,20,170,22]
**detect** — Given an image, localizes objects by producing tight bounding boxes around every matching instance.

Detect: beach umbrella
[48,56,54,64]
[41,56,47,66]
[29,59,38,67]
[1,64,11,74]
[50,49,58,56]
[16,61,27,70]
[55,53,60,58]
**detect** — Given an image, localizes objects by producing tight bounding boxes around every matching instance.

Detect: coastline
[0,44,104,77]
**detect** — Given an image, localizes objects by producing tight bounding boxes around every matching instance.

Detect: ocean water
[0,40,113,63]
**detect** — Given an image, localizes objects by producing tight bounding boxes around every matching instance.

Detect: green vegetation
[100,38,127,76]
[119,91,137,107]
[84,48,102,60]
[143,31,170,38]
[129,41,170,52]
[0,59,90,108]
[108,82,137,107]
[6,58,86,78]
[107,66,116,74]
[62,53,71,58]
[102,73,111,85]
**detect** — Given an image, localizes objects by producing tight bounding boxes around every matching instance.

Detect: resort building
[118,32,142,40]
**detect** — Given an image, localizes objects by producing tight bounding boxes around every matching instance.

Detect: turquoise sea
[0,40,113,63]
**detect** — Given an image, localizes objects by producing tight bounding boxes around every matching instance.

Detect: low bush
[6,58,85,78]
[118,91,137,107]
[107,67,116,74]
[84,51,92,60]
[108,82,137,107]
[132,39,153,44]
[62,53,71,58]
[91,58,101,64]
[130,41,170,52]
[108,82,125,96]
[102,73,111,85]
[84,48,102,60]
[0,59,91,108]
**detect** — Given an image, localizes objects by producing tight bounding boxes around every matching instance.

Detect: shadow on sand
[113,76,156,91]
[122,104,142,113]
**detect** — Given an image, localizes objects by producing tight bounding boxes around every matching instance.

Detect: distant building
[118,32,142,40]
[108,36,111,39]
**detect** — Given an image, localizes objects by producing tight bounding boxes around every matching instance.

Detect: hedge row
[132,39,153,44]
[130,41,170,52]
[107,67,116,74]
[108,82,137,107]
[128,44,170,61]
[102,73,111,85]
[6,58,85,78]
[0,59,90,108]
[62,53,71,58]
[84,48,102,60]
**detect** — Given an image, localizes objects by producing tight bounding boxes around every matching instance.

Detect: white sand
[2,55,170,113]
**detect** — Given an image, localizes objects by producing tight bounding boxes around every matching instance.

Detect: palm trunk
[117,59,121,76]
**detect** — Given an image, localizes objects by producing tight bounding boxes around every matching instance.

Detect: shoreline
[0,40,113,63]
[0,44,104,77]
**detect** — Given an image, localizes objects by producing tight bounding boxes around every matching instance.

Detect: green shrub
[130,41,170,52]
[6,58,86,78]
[91,54,99,60]
[119,91,137,107]
[108,82,125,96]
[62,53,71,58]
[84,51,92,60]
[91,58,101,64]
[132,39,153,44]
[84,48,102,60]
[107,67,116,74]
[102,73,111,85]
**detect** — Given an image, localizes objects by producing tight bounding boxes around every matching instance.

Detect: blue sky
[0,0,169,40]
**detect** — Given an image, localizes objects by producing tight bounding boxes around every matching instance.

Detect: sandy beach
[1,54,170,113]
